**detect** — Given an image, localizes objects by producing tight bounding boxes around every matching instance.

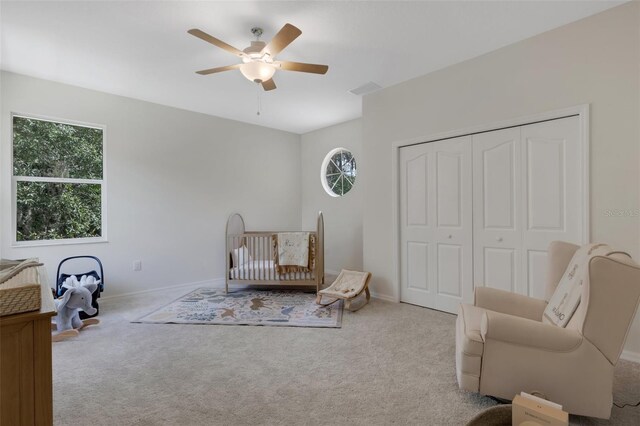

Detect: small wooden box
[512,395,568,426]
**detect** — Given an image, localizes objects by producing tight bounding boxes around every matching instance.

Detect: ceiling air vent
[348,81,382,96]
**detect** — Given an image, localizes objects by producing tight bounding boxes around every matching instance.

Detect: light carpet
[133,288,342,328]
[52,285,640,426]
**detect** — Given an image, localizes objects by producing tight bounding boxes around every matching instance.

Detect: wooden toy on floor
[51,318,100,342]
[51,279,100,342]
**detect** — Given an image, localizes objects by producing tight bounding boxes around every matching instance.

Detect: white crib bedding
[229,260,314,280]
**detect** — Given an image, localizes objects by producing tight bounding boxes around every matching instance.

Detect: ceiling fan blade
[261,23,301,57]
[261,78,277,91]
[275,61,328,75]
[188,29,245,58]
[195,64,241,75]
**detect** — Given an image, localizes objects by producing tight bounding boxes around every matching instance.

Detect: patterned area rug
[133,288,342,328]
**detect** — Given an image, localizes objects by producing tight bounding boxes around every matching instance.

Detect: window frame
[320,147,357,198]
[10,112,108,247]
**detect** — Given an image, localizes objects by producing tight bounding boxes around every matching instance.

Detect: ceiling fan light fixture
[240,61,275,83]
[189,23,328,91]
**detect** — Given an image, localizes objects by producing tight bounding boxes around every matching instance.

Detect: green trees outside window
[12,115,104,242]
[321,148,357,197]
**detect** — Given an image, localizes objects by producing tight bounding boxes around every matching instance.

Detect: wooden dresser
[0,280,56,425]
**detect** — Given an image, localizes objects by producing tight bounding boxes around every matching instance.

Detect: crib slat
[258,235,262,280]
[240,236,244,280]
[245,235,247,280]
[251,236,255,281]
[258,236,261,280]
[269,235,271,281]
[265,235,268,281]
[258,235,261,280]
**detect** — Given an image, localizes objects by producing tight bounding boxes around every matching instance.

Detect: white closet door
[400,136,473,312]
[472,116,583,298]
[472,128,524,294]
[521,116,582,298]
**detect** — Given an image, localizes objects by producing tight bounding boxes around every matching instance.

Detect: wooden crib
[225,212,325,293]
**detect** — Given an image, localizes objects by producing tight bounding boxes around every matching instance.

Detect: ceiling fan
[188,23,329,91]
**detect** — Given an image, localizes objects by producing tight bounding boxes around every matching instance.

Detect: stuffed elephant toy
[54,283,98,332]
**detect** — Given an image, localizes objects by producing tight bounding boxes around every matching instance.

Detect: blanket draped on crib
[272,233,316,274]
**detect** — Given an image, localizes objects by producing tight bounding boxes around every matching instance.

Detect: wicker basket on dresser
[0,259,43,316]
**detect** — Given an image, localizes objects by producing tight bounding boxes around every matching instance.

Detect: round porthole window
[321,148,357,197]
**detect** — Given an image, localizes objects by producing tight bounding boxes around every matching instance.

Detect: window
[12,114,106,245]
[321,148,357,197]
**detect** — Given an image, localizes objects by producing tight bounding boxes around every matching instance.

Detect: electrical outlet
[133,260,142,271]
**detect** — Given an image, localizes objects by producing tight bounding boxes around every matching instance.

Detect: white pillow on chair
[231,246,251,267]
[543,243,614,327]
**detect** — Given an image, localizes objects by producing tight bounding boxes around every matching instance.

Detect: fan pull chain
[256,83,262,116]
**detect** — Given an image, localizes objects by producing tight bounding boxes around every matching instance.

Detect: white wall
[0,71,302,296]
[301,119,363,273]
[362,3,640,355]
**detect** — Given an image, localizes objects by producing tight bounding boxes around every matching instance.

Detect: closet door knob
[496,237,503,242]
[448,234,452,239]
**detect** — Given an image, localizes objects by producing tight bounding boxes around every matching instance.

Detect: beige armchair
[456,241,640,419]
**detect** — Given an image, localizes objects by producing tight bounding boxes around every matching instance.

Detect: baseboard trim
[621,350,640,363]
[370,292,397,303]
[100,277,225,301]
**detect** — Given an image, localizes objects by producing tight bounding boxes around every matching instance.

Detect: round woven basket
[465,404,512,426]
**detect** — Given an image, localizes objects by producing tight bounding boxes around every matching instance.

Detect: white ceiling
[0,1,623,134]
